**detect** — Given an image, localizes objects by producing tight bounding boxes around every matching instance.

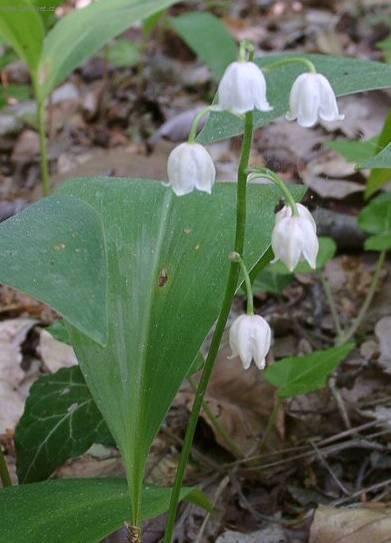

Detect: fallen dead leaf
[361,406,391,431]
[38,329,78,373]
[55,451,124,479]
[309,505,391,543]
[45,143,173,195]
[149,105,205,145]
[301,154,364,199]
[216,525,287,543]
[375,316,391,374]
[0,319,36,387]
[259,119,325,169]
[303,176,364,199]
[11,130,40,163]
[189,347,279,456]
[0,382,25,436]
[0,318,36,434]
[320,94,390,139]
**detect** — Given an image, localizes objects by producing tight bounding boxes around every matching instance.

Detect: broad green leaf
[170,12,237,80]
[362,142,391,169]
[0,195,107,345]
[0,0,44,75]
[365,232,391,252]
[252,269,294,295]
[105,39,140,68]
[264,343,354,398]
[38,0,180,99]
[47,319,70,344]
[0,479,209,543]
[359,194,391,252]
[268,237,337,275]
[199,54,391,144]
[326,114,391,198]
[358,193,391,235]
[249,246,274,283]
[365,112,391,198]
[16,366,113,483]
[54,178,304,515]
[327,139,378,163]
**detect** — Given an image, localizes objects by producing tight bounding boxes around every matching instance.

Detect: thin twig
[194,476,230,543]
[331,478,391,506]
[239,434,389,472]
[320,272,343,339]
[309,439,351,496]
[223,420,385,469]
[329,375,352,429]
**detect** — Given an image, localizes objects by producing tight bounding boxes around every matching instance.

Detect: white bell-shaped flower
[166,142,216,196]
[217,61,272,115]
[286,73,344,127]
[229,314,272,370]
[271,205,319,271]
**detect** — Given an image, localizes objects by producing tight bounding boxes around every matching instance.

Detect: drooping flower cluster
[166,57,342,197]
[163,43,343,371]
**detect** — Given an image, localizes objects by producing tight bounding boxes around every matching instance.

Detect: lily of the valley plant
[163,42,335,542]
[0,34,364,543]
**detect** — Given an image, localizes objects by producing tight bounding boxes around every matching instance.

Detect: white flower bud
[217,61,272,115]
[166,142,216,196]
[271,205,319,272]
[286,73,344,128]
[229,314,272,370]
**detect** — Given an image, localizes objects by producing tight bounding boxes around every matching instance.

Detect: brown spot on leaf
[158,268,168,287]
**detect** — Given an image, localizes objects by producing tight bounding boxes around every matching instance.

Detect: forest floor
[1,1,391,542]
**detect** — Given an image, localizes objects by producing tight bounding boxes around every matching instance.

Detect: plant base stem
[126,524,142,543]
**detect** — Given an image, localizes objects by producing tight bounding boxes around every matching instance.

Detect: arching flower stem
[248,168,299,216]
[188,105,218,144]
[229,252,254,315]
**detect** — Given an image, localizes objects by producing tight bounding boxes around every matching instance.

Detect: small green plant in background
[0,0,181,195]
[0,6,391,542]
[328,111,391,198]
